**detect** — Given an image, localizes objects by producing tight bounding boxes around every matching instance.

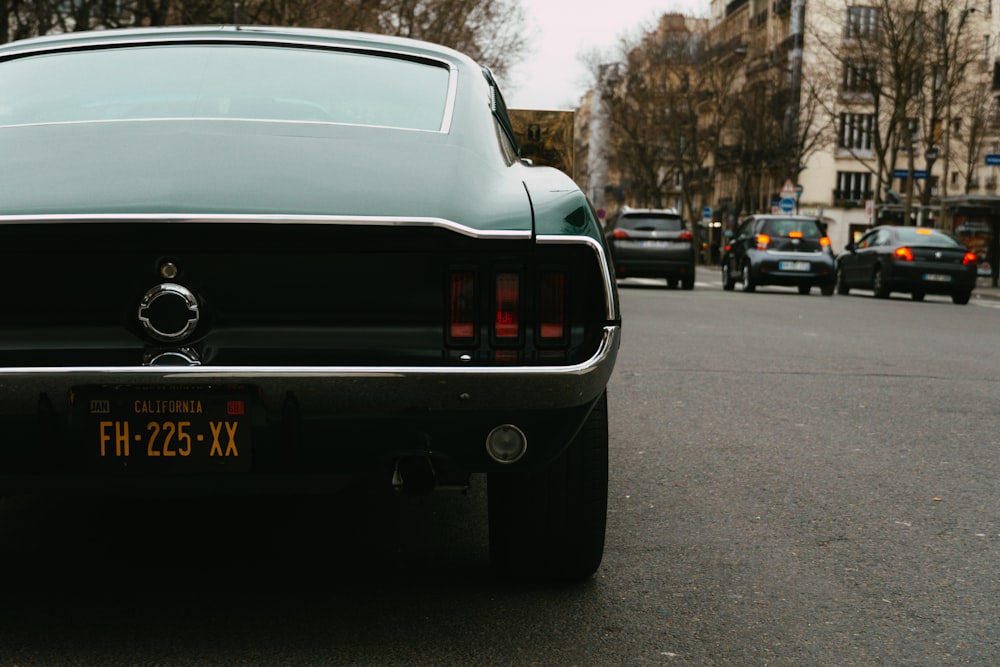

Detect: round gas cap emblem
[138,283,199,342]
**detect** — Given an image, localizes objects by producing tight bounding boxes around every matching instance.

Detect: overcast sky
[503,0,710,109]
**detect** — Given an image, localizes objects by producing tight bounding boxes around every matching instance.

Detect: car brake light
[756,234,770,250]
[494,272,520,340]
[678,230,692,241]
[724,243,731,252]
[895,247,914,261]
[448,270,475,341]
[539,271,566,340]
[789,230,803,239]
[612,229,630,239]
[820,236,831,247]
[963,252,978,266]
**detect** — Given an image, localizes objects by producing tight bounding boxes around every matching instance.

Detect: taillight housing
[538,270,566,342]
[895,247,914,262]
[612,229,629,239]
[963,252,978,266]
[494,271,520,342]
[448,270,476,344]
[820,236,831,247]
[446,264,571,359]
[756,234,771,250]
[678,230,693,241]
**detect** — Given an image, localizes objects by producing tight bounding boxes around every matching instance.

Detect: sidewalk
[975,276,1000,301]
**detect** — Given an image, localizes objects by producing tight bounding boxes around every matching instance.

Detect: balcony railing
[832,189,874,207]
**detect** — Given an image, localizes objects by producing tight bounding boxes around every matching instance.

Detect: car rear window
[0,44,452,131]
[618,214,684,232]
[895,228,962,247]
[761,219,823,238]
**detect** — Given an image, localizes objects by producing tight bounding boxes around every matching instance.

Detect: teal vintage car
[0,26,620,581]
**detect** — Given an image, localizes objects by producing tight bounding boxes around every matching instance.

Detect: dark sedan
[836,225,978,304]
[722,214,836,295]
[0,26,620,581]
[607,207,696,289]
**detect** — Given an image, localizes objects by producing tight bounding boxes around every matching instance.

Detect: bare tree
[3,0,527,80]
[808,0,981,225]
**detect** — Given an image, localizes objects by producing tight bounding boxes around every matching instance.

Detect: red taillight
[724,243,731,252]
[448,270,475,341]
[539,271,566,340]
[612,229,630,239]
[756,234,771,250]
[963,252,978,266]
[678,230,692,241]
[895,247,914,262]
[494,272,520,340]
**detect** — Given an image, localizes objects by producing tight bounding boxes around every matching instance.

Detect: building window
[838,113,875,150]
[835,171,872,203]
[842,61,876,92]
[845,6,880,40]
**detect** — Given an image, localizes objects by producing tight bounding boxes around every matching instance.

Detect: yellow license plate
[74,387,252,472]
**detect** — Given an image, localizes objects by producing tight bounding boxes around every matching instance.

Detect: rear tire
[722,262,736,291]
[798,285,811,295]
[681,273,695,290]
[911,291,925,302]
[488,392,609,582]
[741,261,756,293]
[820,281,835,297]
[952,290,971,305]
[836,266,849,295]
[873,266,890,298]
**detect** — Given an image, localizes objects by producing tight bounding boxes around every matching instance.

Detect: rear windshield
[761,218,823,238]
[0,44,452,131]
[895,228,962,247]
[618,214,684,232]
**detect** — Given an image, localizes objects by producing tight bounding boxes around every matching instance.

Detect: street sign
[701,206,712,221]
[892,169,929,179]
[780,179,796,197]
[986,154,1000,166]
[779,198,796,213]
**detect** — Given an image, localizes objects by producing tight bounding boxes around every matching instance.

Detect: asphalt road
[1,275,998,665]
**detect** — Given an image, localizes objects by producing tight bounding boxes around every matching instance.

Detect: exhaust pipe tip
[485,424,527,463]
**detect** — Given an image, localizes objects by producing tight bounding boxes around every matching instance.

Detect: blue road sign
[986,154,1000,166]
[779,198,796,213]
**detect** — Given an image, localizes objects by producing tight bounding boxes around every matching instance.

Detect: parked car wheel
[820,281,835,296]
[798,285,811,295]
[681,274,695,290]
[741,261,756,292]
[911,290,925,302]
[667,278,678,289]
[836,266,849,295]
[952,289,972,305]
[488,391,609,582]
[722,262,736,291]
[873,266,890,298]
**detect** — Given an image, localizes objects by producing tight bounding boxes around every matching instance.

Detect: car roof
[0,25,474,66]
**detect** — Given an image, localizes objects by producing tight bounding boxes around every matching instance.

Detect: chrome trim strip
[0,327,620,412]
[0,214,531,241]
[3,327,618,380]
[537,235,617,319]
